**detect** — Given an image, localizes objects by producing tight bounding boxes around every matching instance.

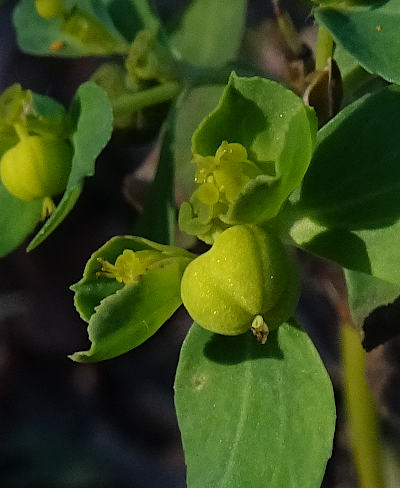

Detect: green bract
[70,236,196,362]
[179,73,317,244]
[0,135,72,201]
[180,225,299,342]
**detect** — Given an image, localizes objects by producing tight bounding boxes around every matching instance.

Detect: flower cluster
[97,249,165,285]
[179,141,269,243]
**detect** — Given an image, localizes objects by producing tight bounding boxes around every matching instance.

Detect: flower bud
[35,0,65,19]
[180,225,299,342]
[0,134,72,201]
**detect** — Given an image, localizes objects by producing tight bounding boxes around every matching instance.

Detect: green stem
[340,322,386,488]
[315,26,334,70]
[112,81,181,115]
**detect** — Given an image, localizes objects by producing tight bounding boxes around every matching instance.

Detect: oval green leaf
[289,84,400,284]
[314,0,400,84]
[175,321,335,488]
[288,212,400,285]
[300,84,400,229]
[169,0,247,68]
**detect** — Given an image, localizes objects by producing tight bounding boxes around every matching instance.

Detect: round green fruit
[0,135,72,201]
[35,0,64,19]
[180,225,299,339]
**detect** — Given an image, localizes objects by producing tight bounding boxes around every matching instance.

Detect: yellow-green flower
[97,249,164,285]
[179,141,268,243]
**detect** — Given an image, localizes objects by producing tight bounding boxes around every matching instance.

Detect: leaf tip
[68,351,92,363]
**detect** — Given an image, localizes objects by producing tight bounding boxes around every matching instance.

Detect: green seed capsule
[180,225,299,341]
[35,0,64,19]
[0,135,72,201]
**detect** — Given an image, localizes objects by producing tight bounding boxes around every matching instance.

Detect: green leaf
[193,73,317,224]
[314,0,400,84]
[105,0,160,41]
[170,0,247,68]
[288,214,400,285]
[70,261,186,362]
[70,236,194,362]
[300,84,400,228]
[13,0,128,56]
[27,82,113,251]
[345,269,400,350]
[285,84,400,284]
[175,321,335,488]
[333,43,388,104]
[0,183,42,258]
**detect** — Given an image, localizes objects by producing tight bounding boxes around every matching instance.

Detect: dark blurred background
[1,1,400,487]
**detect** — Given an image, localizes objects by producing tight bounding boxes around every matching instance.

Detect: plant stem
[112,81,181,114]
[340,322,386,488]
[315,26,334,70]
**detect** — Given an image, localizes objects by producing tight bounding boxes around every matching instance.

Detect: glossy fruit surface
[181,225,297,336]
[0,135,72,201]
